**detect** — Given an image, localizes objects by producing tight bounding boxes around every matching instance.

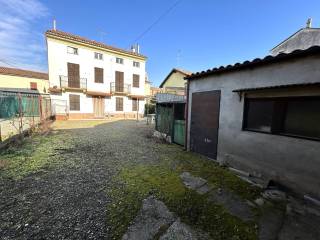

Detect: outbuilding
[185,46,320,199]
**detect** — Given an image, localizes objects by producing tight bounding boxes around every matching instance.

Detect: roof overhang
[128,95,145,100]
[86,91,111,97]
[232,82,320,93]
[186,46,320,81]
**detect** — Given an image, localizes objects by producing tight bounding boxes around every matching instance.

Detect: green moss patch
[0,132,73,180]
[107,160,259,240]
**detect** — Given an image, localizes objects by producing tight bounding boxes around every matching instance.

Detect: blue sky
[1,0,320,86]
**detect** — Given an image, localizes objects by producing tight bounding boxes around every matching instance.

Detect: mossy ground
[0,131,73,180]
[107,143,261,240]
[1,120,261,239]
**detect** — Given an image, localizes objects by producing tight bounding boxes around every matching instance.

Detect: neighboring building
[46,29,147,120]
[159,68,191,95]
[271,19,320,55]
[185,46,320,199]
[0,66,49,93]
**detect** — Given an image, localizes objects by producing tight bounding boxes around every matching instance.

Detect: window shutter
[68,63,80,88]
[69,94,80,111]
[133,74,140,88]
[30,82,37,90]
[116,97,123,111]
[132,98,138,111]
[95,67,104,83]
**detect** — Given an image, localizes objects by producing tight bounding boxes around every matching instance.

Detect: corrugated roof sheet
[46,30,147,59]
[186,46,320,80]
[0,66,48,80]
[233,82,320,92]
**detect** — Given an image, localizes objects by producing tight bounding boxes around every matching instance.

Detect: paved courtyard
[0,120,319,240]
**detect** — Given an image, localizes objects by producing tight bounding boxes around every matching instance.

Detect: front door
[190,90,221,159]
[93,97,105,118]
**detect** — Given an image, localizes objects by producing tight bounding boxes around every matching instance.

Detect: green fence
[0,92,41,119]
[0,91,52,141]
[156,104,173,135]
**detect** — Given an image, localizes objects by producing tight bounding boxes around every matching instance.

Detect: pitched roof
[0,66,48,80]
[46,29,147,59]
[159,68,191,87]
[270,28,320,53]
[186,46,320,81]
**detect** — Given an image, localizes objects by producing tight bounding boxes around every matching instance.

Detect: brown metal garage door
[190,90,221,159]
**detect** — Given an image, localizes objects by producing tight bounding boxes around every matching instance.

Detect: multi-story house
[46,29,147,120]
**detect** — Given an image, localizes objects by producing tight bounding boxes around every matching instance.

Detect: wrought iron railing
[59,75,87,89]
[110,82,131,94]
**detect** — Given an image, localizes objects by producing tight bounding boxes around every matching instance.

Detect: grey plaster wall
[187,55,320,199]
[271,28,320,55]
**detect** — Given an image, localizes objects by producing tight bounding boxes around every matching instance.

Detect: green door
[173,120,185,146]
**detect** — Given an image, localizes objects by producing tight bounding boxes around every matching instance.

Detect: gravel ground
[0,120,156,240]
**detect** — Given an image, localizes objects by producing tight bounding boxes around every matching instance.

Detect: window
[30,82,37,90]
[132,98,138,111]
[132,74,140,88]
[116,97,123,111]
[67,46,78,55]
[116,57,124,64]
[94,67,104,83]
[69,94,80,111]
[94,52,103,60]
[133,61,140,68]
[243,97,320,140]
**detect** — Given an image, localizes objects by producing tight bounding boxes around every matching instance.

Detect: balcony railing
[110,82,131,94]
[59,75,87,89]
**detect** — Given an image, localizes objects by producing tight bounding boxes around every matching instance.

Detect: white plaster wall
[47,38,146,114]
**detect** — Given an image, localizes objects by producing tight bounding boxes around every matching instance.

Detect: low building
[159,68,191,95]
[0,66,49,93]
[155,93,186,145]
[185,46,320,200]
[46,29,147,120]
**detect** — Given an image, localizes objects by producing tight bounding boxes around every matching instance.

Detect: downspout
[184,80,190,151]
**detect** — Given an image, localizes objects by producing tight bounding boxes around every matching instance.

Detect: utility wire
[130,0,183,46]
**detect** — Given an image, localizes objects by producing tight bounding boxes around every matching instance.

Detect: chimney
[306,18,312,28]
[53,19,57,31]
[131,44,140,54]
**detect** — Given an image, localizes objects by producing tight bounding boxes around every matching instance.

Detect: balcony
[110,82,131,95]
[59,75,87,90]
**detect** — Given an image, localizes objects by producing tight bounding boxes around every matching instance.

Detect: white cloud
[0,0,49,72]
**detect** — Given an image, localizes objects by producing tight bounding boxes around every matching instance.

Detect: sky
[1,0,320,86]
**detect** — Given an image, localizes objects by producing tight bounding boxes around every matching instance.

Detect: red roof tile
[0,66,48,80]
[46,30,147,59]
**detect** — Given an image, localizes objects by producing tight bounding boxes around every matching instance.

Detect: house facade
[159,68,191,95]
[46,30,147,120]
[185,46,320,199]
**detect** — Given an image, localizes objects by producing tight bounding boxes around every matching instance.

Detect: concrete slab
[208,188,254,222]
[122,196,175,240]
[180,172,211,195]
[160,219,210,240]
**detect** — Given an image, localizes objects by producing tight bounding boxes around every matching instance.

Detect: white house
[46,29,147,120]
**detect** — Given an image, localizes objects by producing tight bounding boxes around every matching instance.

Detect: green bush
[144,103,155,115]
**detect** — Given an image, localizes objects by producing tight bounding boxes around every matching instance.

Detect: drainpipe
[184,80,190,151]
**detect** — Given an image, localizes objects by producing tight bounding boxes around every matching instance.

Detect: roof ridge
[45,29,147,59]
